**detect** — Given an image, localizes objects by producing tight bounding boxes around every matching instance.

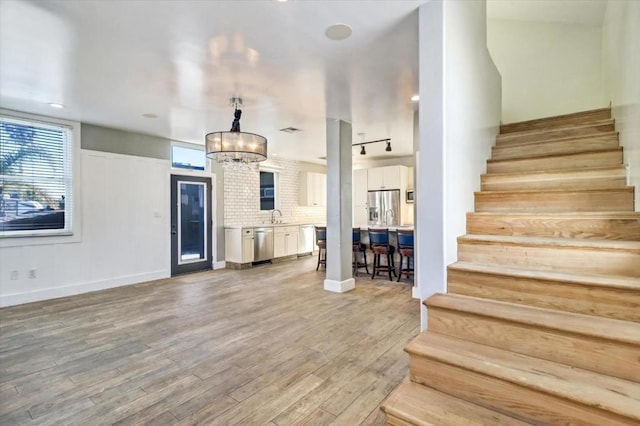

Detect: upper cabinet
[300,171,326,207]
[353,169,368,205]
[367,166,405,190]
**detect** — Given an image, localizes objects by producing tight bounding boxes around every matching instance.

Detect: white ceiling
[0,0,424,164]
[487,0,608,26]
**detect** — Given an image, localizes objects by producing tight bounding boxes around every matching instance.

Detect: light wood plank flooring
[0,256,419,425]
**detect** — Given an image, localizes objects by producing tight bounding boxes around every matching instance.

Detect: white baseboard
[412,285,420,299]
[213,261,226,270]
[0,270,170,307]
[324,277,355,293]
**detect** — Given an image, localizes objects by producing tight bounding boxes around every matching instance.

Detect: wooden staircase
[381,107,640,425]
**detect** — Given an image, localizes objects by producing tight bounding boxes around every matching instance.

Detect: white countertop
[224,224,413,231]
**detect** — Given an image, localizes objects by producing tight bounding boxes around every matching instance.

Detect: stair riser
[500,109,612,134]
[487,150,624,174]
[496,122,615,145]
[492,137,619,161]
[466,213,640,241]
[481,176,626,191]
[386,414,413,426]
[457,239,640,277]
[426,308,640,382]
[496,132,617,150]
[408,356,633,426]
[474,189,634,213]
[447,268,640,322]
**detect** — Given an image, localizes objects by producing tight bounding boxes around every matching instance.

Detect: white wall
[488,19,605,123]
[223,157,326,227]
[603,0,640,210]
[417,0,501,328]
[0,150,170,306]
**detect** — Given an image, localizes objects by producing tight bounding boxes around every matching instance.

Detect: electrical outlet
[10,270,19,280]
[28,269,37,279]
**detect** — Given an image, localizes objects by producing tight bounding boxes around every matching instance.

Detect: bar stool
[369,228,396,281]
[352,228,369,276]
[315,226,326,271]
[396,229,414,282]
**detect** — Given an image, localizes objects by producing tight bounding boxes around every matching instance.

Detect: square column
[324,119,355,293]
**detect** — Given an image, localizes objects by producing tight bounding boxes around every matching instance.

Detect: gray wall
[81,124,170,159]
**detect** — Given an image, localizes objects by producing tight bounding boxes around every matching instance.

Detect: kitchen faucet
[270,209,282,224]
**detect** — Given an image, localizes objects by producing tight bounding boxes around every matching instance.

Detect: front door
[170,175,212,276]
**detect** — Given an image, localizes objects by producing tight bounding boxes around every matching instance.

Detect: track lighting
[352,138,392,156]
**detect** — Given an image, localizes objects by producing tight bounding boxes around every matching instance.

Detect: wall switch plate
[28,269,37,279]
[10,270,19,280]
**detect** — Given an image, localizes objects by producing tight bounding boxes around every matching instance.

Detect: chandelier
[205,98,267,165]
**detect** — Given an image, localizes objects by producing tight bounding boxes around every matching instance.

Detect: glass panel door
[170,175,212,276]
[178,181,207,264]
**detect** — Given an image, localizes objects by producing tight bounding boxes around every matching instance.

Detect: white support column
[324,119,355,293]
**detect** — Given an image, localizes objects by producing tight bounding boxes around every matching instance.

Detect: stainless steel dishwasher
[253,227,274,262]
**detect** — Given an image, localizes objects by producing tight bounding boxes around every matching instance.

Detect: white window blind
[0,114,74,236]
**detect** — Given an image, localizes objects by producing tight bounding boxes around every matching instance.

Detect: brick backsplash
[223,158,326,226]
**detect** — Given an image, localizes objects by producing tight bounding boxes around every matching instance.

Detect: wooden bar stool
[396,229,414,282]
[352,228,369,276]
[369,228,396,281]
[315,226,326,271]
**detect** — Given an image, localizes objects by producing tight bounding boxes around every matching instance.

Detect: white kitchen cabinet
[300,172,326,207]
[367,166,405,190]
[225,228,254,263]
[353,169,368,205]
[353,204,369,228]
[298,225,315,254]
[274,226,299,257]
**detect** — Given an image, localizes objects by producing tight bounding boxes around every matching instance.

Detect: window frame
[170,141,209,173]
[0,109,81,246]
[258,169,279,211]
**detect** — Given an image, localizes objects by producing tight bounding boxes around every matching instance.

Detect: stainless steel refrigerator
[367,189,400,226]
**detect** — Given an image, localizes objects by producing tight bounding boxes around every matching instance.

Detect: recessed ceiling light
[325,24,352,41]
[411,95,419,102]
[48,103,65,109]
[276,0,288,2]
[142,113,158,119]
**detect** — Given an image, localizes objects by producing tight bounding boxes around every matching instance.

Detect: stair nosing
[406,332,640,421]
[448,261,640,291]
[425,293,640,345]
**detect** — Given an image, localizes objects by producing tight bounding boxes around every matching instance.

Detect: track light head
[360,145,366,155]
[385,141,392,152]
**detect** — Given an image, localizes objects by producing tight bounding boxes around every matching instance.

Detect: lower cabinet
[274,226,299,257]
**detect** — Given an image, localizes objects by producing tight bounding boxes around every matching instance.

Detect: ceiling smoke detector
[280,127,302,133]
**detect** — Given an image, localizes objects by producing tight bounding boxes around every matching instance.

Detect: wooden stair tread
[448,261,640,291]
[500,107,611,134]
[497,118,614,140]
[407,332,640,421]
[482,165,626,180]
[487,147,623,165]
[496,131,618,150]
[468,211,640,218]
[476,186,634,196]
[382,378,531,426]
[425,293,640,345]
[458,233,640,251]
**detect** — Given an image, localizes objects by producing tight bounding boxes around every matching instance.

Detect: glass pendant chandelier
[205,98,267,166]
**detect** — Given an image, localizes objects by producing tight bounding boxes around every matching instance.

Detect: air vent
[280,127,302,133]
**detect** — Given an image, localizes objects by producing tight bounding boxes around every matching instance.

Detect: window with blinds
[0,114,74,236]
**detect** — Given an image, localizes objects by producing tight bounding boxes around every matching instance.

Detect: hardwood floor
[0,256,419,425]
